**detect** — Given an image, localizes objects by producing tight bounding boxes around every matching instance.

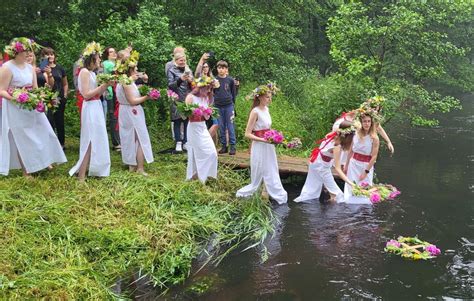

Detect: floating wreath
[385,236,441,260]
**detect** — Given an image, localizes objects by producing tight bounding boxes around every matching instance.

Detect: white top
[191,94,210,107]
[352,134,373,155]
[252,106,271,130]
[4,61,33,88]
[320,139,335,158]
[116,83,140,105]
[77,68,98,99]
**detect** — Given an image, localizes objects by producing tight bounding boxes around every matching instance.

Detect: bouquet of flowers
[31,87,59,112]
[285,137,302,149]
[263,129,284,144]
[117,74,133,85]
[166,89,179,101]
[385,236,441,260]
[176,103,218,119]
[138,85,160,100]
[352,182,400,204]
[96,73,116,85]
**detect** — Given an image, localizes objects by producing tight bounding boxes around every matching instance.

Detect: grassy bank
[0,142,274,300]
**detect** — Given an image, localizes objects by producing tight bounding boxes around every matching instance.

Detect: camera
[39,58,49,72]
[207,51,214,57]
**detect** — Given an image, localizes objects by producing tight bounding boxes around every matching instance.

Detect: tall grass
[0,145,274,299]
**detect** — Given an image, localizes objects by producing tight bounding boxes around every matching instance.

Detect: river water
[153,93,473,300]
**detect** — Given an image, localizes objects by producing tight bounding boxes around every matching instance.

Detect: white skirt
[236,141,287,204]
[294,157,343,203]
[342,157,374,204]
[118,105,153,165]
[0,98,66,175]
[186,121,217,183]
[69,99,110,177]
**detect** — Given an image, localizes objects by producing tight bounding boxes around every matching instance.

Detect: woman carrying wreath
[294,121,356,203]
[0,38,66,177]
[115,52,154,175]
[185,76,219,183]
[341,110,380,204]
[236,84,287,204]
[69,42,113,181]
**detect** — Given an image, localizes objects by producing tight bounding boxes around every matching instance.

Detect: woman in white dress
[115,62,154,175]
[185,76,218,183]
[0,37,66,177]
[294,121,356,203]
[236,85,287,204]
[69,42,113,181]
[342,113,380,204]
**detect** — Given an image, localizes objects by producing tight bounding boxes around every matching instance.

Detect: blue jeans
[218,104,236,147]
[173,118,188,143]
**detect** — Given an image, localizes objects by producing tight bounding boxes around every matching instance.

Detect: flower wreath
[337,123,359,137]
[4,37,40,57]
[193,75,220,88]
[385,236,441,260]
[365,95,385,109]
[245,82,280,100]
[82,41,103,59]
[356,105,383,123]
[115,50,140,74]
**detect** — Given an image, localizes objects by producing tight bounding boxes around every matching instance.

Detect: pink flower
[273,132,284,144]
[7,88,13,95]
[36,101,45,112]
[369,192,381,203]
[14,42,24,53]
[17,92,29,103]
[425,245,441,256]
[360,182,369,188]
[192,108,203,117]
[149,89,161,100]
[167,89,178,99]
[203,107,213,116]
[388,190,401,199]
[386,239,401,248]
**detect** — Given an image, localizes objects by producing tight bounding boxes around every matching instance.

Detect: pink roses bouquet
[9,87,58,113]
[353,182,401,204]
[263,129,284,144]
[138,85,160,100]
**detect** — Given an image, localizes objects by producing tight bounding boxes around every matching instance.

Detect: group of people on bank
[0,37,393,205]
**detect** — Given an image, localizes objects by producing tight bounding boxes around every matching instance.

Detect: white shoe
[182,143,187,151]
[175,141,183,152]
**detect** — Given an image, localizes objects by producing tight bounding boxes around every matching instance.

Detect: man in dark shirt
[214,60,236,155]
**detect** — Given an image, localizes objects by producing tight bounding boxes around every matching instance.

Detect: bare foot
[129,166,137,173]
[47,165,54,171]
[78,176,86,182]
[136,169,148,176]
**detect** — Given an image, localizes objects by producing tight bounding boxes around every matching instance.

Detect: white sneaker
[182,143,187,151]
[175,141,183,152]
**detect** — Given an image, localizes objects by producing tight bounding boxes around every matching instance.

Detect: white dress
[236,106,288,204]
[186,95,217,183]
[332,116,348,166]
[0,61,66,175]
[343,134,374,204]
[68,69,110,177]
[293,140,344,203]
[116,83,153,166]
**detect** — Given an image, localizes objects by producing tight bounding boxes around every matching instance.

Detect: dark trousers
[47,98,66,146]
[107,97,120,147]
[173,118,188,143]
[217,104,236,146]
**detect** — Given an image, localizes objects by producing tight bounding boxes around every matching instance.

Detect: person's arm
[32,69,38,89]
[377,124,394,154]
[358,136,380,181]
[44,66,54,88]
[62,72,69,98]
[194,53,209,78]
[344,149,353,175]
[334,145,354,187]
[123,84,148,105]
[244,110,266,143]
[0,67,13,100]
[79,69,110,99]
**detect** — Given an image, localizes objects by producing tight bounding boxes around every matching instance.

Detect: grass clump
[0,145,274,300]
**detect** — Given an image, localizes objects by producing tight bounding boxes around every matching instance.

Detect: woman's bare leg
[77,144,91,181]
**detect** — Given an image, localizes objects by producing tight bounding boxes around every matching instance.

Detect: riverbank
[0,143,275,300]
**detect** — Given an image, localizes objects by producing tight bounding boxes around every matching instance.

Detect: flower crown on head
[4,37,40,57]
[337,123,359,137]
[115,50,140,74]
[193,75,219,88]
[246,82,280,100]
[82,41,103,58]
[364,95,385,109]
[356,105,383,123]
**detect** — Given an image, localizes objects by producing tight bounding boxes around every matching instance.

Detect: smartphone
[207,51,215,57]
[184,70,191,76]
[39,58,49,71]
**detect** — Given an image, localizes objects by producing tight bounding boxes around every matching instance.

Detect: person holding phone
[30,53,54,89]
[41,47,68,149]
[167,52,193,152]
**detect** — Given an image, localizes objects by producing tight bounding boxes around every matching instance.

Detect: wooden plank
[218,150,340,178]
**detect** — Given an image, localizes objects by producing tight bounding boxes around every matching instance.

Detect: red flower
[132,108,137,115]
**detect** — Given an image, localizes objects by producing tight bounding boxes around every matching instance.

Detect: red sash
[320,153,333,163]
[252,129,270,138]
[353,152,372,162]
[189,115,205,122]
[309,131,337,163]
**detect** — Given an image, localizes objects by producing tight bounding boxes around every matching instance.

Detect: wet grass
[0,141,275,300]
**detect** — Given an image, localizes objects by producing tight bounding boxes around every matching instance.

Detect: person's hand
[180,74,189,81]
[388,142,394,154]
[35,67,41,74]
[44,66,52,75]
[358,173,367,181]
[349,181,356,188]
[234,79,240,86]
[141,73,148,82]
[106,80,115,87]
[201,53,210,61]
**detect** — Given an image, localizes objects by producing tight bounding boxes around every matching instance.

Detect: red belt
[189,115,205,122]
[353,152,372,162]
[320,153,333,162]
[252,129,269,138]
